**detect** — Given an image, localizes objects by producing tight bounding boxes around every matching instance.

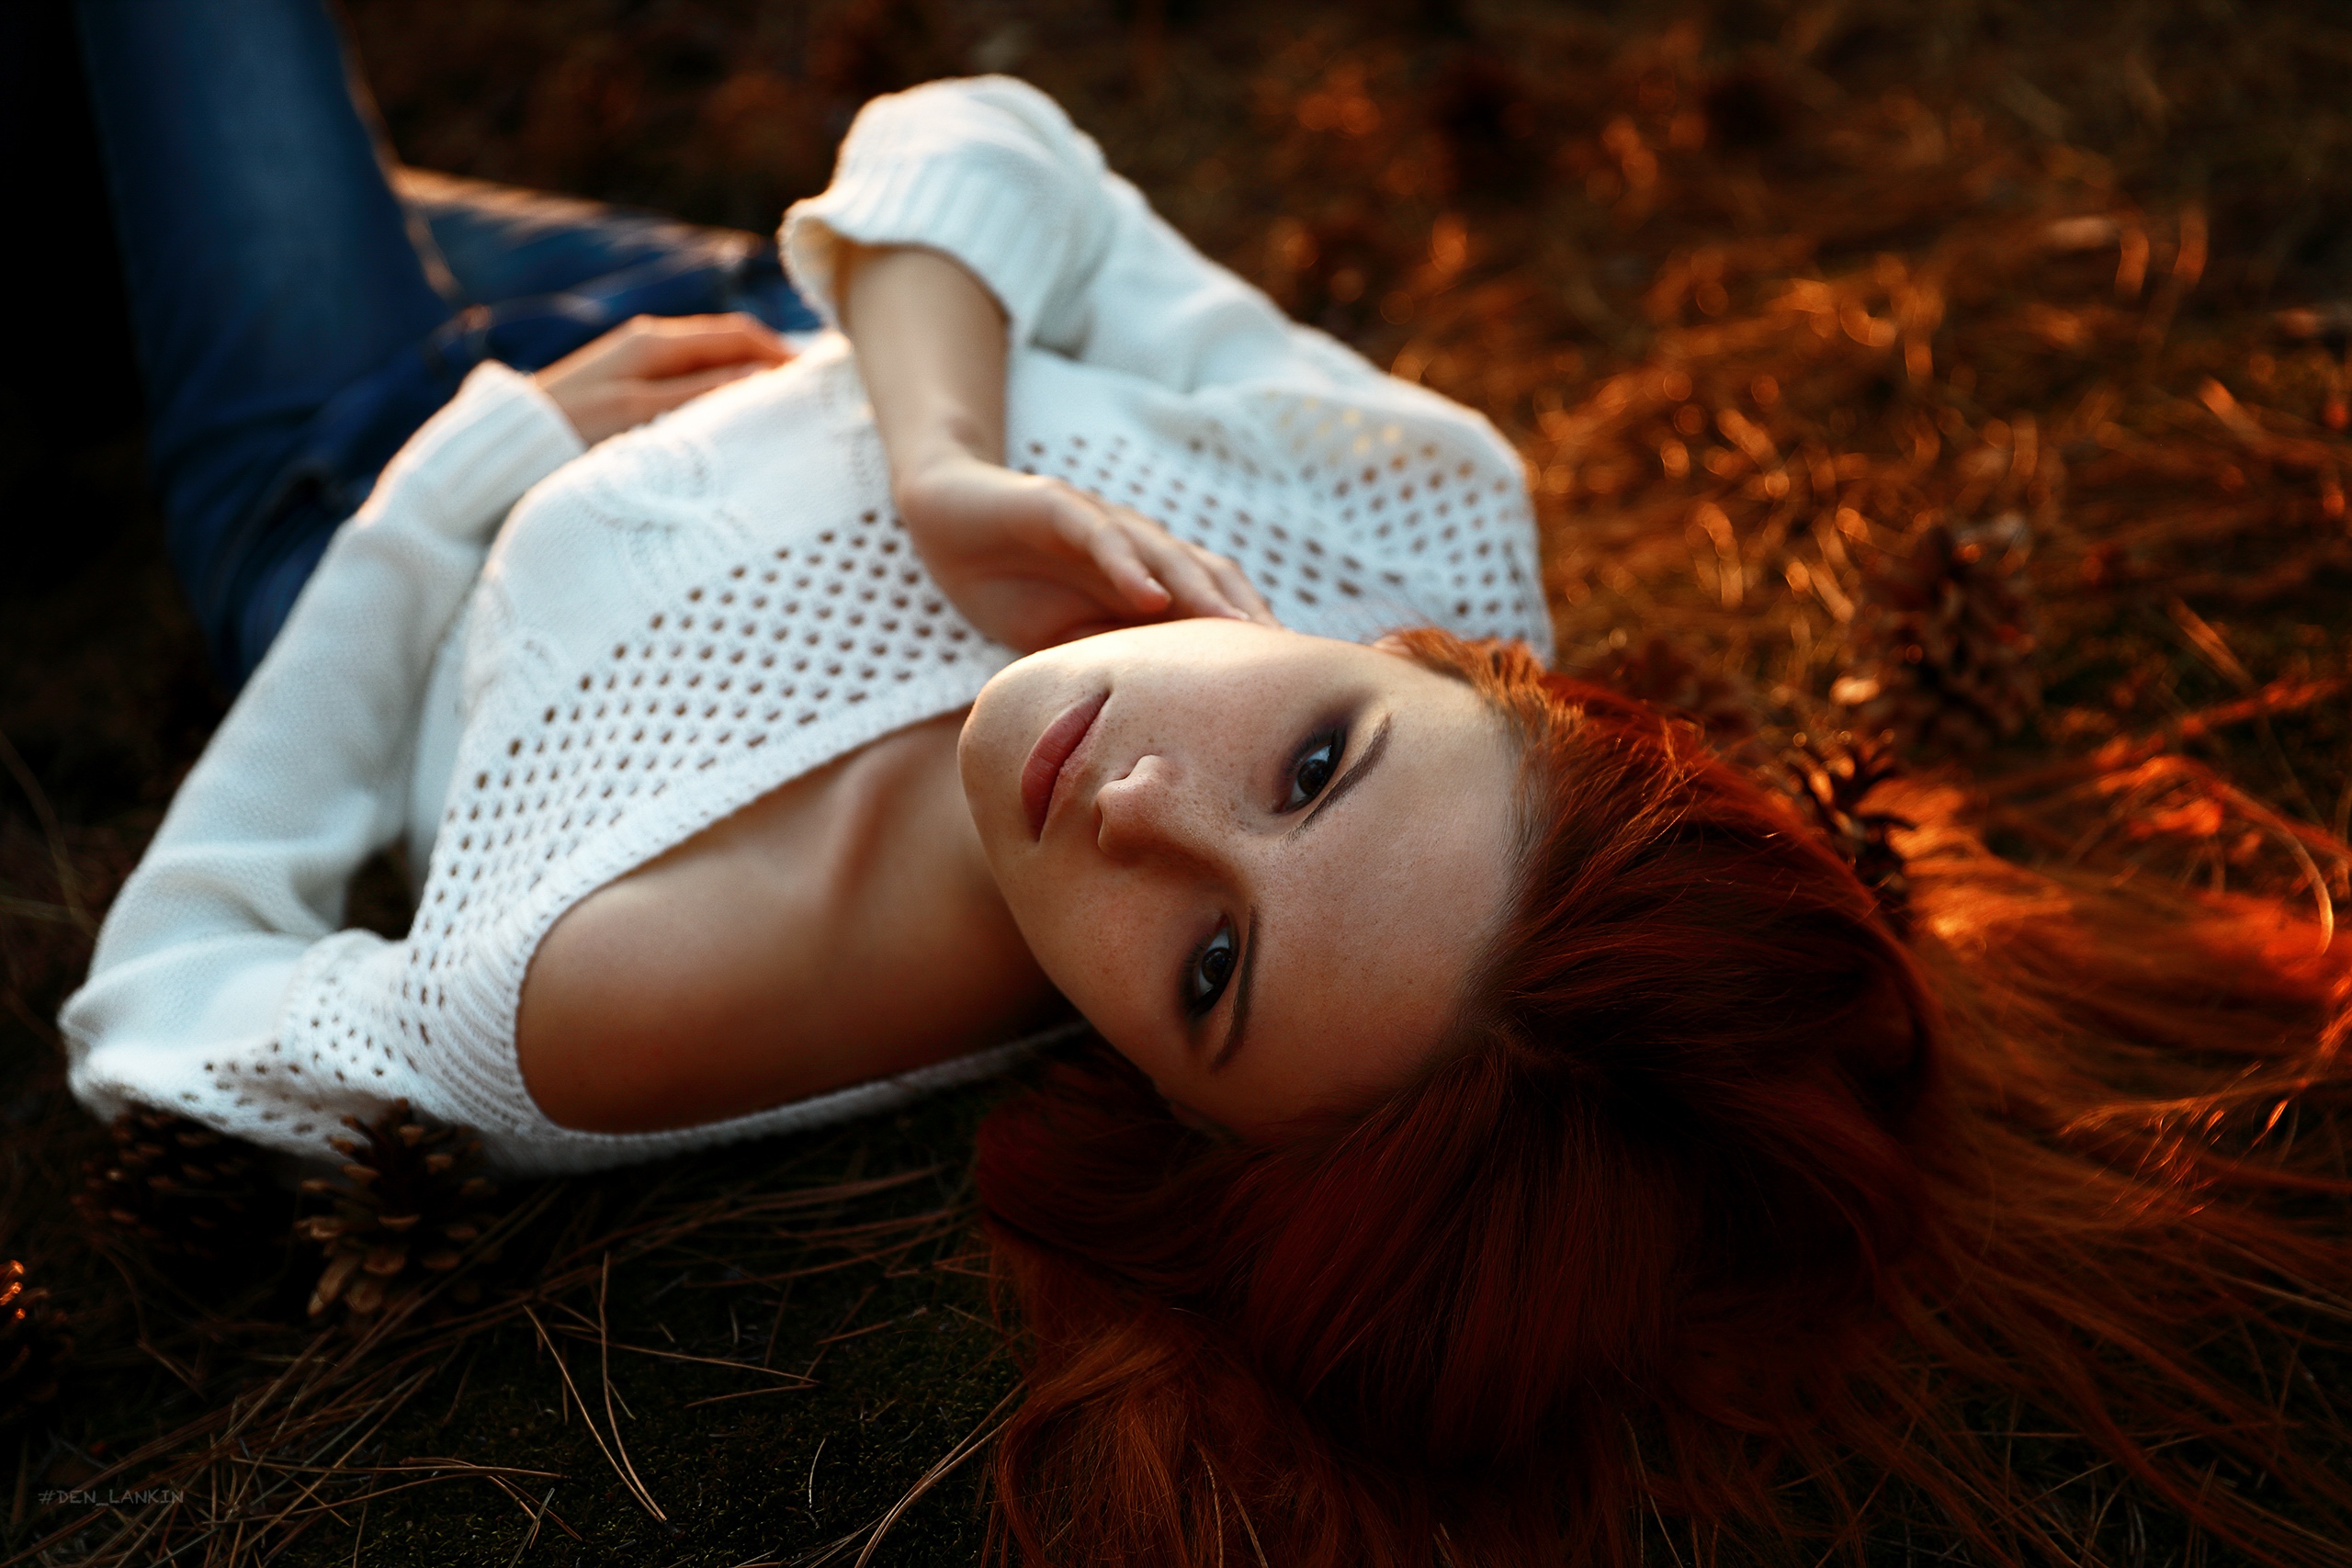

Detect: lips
[1022,691,1108,839]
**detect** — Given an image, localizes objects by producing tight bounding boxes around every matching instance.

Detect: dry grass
[3,1098,1024,1565]
[7,0,2352,1562]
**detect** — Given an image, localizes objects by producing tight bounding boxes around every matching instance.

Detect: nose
[1093,752,1216,865]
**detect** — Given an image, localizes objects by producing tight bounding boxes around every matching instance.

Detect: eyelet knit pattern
[62,76,1551,1176]
[1015,410,1540,637]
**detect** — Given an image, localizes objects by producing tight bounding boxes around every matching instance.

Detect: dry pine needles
[7,0,2352,1562]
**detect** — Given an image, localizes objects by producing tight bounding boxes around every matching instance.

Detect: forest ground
[6,1,2352,1562]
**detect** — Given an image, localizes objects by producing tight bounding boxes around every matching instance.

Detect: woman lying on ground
[60,4,2352,1563]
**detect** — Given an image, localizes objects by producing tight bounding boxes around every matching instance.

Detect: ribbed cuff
[783,91,1089,349]
[375,362,586,546]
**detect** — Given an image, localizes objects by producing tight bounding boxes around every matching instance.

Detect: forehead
[1227,674,1521,1114]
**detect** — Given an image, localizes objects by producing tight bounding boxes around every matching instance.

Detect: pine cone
[0,1259,74,1432]
[76,1109,292,1263]
[1786,733,1916,935]
[1838,513,2040,754]
[296,1102,502,1323]
[1580,633,1759,741]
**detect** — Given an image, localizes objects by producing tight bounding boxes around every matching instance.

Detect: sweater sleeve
[60,363,585,1141]
[783,75,1414,400]
[784,76,1550,664]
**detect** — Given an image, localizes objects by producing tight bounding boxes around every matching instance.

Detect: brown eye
[1185,924,1237,1016]
[1285,731,1342,810]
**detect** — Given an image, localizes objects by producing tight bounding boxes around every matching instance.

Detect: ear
[1370,631,1412,657]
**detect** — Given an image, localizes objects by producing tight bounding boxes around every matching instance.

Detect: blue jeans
[74,0,820,684]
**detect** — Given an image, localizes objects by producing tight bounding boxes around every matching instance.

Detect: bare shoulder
[514,713,1057,1133]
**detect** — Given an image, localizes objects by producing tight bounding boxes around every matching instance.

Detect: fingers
[1125,522,1244,623]
[893,457,1275,649]
[622,360,768,423]
[1096,502,1271,625]
[535,312,796,444]
[1045,483,1268,625]
[1054,491,1171,615]
[1193,540,1279,626]
[1133,526,1270,625]
[607,312,793,378]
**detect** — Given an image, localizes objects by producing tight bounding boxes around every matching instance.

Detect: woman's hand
[898,451,1273,652]
[532,312,791,446]
[836,244,1272,650]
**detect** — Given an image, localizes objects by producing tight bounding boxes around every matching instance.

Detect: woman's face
[960,619,1521,1137]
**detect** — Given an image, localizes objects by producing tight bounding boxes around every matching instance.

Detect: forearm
[829,240,1271,650]
[837,243,1009,485]
[61,365,582,1135]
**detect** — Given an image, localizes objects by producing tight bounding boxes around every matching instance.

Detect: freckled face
[958,619,1521,1137]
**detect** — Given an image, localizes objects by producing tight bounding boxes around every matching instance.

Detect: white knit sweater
[60,76,1551,1175]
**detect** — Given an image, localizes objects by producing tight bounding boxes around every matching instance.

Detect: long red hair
[974,629,2352,1565]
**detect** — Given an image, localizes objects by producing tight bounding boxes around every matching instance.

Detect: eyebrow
[1212,903,1261,1072]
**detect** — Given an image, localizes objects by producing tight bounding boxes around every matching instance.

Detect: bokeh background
[6,1,2352,1562]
